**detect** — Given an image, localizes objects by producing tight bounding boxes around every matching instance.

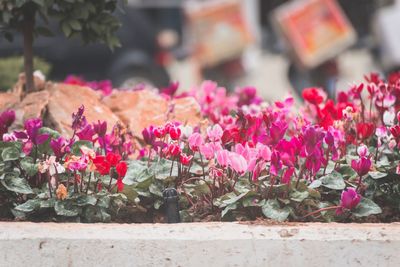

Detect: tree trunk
[22,9,35,93]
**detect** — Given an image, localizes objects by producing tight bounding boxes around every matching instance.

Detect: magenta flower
[142,126,156,146]
[351,157,371,177]
[169,126,181,140]
[336,188,361,215]
[0,110,15,140]
[268,121,288,145]
[302,126,325,156]
[160,81,179,98]
[16,118,49,145]
[270,151,282,176]
[71,105,87,131]
[93,120,107,137]
[235,86,262,106]
[76,124,95,141]
[50,136,70,159]
[282,167,295,184]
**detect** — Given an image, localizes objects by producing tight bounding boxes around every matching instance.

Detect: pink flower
[199,142,221,160]
[357,144,369,157]
[257,144,271,161]
[351,157,371,177]
[188,133,203,152]
[216,149,230,167]
[228,152,248,174]
[270,151,282,176]
[336,188,361,215]
[167,144,181,157]
[268,121,288,145]
[207,124,223,142]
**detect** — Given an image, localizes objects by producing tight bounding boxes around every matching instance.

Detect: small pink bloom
[228,152,247,174]
[188,133,204,152]
[282,167,295,184]
[207,124,223,142]
[216,150,230,167]
[336,188,361,215]
[153,126,166,138]
[351,157,371,177]
[357,144,369,157]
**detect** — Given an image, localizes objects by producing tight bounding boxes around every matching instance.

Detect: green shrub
[0,56,51,91]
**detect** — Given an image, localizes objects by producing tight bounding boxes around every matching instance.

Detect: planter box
[0,222,399,266]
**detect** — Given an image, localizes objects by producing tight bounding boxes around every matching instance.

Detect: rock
[18,90,50,120]
[46,83,121,137]
[103,89,202,136]
[0,92,20,112]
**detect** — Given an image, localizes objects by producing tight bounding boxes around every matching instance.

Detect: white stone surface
[0,222,399,267]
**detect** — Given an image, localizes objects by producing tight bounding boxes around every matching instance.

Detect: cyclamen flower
[179,153,193,166]
[0,110,15,140]
[71,105,87,131]
[357,144,369,157]
[64,155,88,172]
[165,144,181,157]
[50,136,71,159]
[336,188,361,215]
[116,161,128,178]
[93,156,111,175]
[93,120,107,137]
[153,126,166,138]
[270,151,282,176]
[357,122,375,140]
[207,124,223,142]
[106,152,122,167]
[142,126,156,146]
[228,152,247,174]
[302,87,326,105]
[76,124,95,141]
[216,149,230,167]
[351,157,371,177]
[169,126,181,140]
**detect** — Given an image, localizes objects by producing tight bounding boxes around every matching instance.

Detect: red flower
[356,123,375,140]
[169,126,181,140]
[179,153,193,166]
[116,161,128,178]
[302,87,325,105]
[116,178,124,192]
[167,144,181,157]
[106,152,121,167]
[93,156,111,175]
[153,126,166,138]
[390,125,400,141]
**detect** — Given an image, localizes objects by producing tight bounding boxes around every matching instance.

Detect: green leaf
[352,198,382,217]
[1,175,33,194]
[71,140,93,156]
[221,203,237,218]
[319,171,346,190]
[76,195,97,206]
[14,199,41,213]
[290,190,309,202]
[261,199,290,222]
[55,201,79,217]
[39,127,61,139]
[61,22,72,37]
[368,171,387,180]
[69,20,82,31]
[308,179,322,189]
[20,157,38,176]
[1,146,20,161]
[40,198,55,209]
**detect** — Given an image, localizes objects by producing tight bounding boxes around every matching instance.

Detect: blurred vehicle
[0,5,180,89]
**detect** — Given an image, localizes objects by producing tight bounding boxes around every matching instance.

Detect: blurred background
[1,0,399,101]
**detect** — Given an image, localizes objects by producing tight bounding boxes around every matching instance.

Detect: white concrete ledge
[0,222,399,267]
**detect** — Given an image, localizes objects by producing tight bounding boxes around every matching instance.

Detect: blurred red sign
[273,0,356,68]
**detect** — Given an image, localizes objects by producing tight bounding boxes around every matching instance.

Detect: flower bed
[1,72,400,223]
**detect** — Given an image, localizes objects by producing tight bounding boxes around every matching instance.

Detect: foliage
[0,56,51,91]
[2,72,400,223]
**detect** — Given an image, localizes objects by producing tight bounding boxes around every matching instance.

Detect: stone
[18,90,50,121]
[0,92,20,112]
[103,90,202,136]
[46,83,121,137]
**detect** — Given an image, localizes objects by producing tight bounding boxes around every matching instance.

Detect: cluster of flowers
[0,105,135,201]
[138,72,400,218]
[64,75,113,96]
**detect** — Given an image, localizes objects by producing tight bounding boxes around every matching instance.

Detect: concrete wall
[0,222,399,267]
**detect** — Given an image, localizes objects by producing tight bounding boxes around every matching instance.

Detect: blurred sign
[186,0,253,67]
[273,0,356,68]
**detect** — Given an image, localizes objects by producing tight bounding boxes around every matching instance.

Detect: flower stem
[302,206,341,218]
